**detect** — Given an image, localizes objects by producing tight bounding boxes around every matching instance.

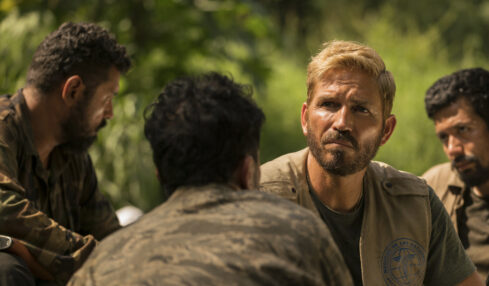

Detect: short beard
[452,155,489,187]
[307,128,382,176]
[59,91,106,153]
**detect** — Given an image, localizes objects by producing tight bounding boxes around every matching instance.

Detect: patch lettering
[382,238,426,286]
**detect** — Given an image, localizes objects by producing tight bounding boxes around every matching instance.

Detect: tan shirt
[423,163,489,278]
[261,148,475,285]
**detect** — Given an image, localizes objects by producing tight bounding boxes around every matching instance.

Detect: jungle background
[0,0,488,211]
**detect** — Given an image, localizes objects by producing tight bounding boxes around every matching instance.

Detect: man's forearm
[7,239,54,281]
[457,271,484,286]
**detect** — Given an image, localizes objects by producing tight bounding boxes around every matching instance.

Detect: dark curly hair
[144,72,265,195]
[425,68,489,128]
[26,22,131,94]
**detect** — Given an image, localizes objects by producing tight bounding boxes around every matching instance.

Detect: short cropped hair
[307,40,396,118]
[425,68,489,129]
[26,22,131,94]
[144,72,265,195]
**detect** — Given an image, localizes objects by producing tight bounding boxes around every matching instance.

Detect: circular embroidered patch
[382,238,426,286]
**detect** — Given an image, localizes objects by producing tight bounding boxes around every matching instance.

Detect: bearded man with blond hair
[260,40,482,285]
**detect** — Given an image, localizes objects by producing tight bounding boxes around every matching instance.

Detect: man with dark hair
[0,22,131,285]
[423,67,489,281]
[260,40,483,285]
[68,72,353,286]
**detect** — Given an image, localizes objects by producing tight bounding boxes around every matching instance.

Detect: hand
[7,239,55,281]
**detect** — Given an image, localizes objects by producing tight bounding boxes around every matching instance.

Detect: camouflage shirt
[68,184,353,286]
[0,91,120,284]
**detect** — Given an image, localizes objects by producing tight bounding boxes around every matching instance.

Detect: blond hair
[307,40,396,118]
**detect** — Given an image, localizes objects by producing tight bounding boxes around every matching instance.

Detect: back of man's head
[144,72,265,195]
[425,67,489,128]
[26,22,131,95]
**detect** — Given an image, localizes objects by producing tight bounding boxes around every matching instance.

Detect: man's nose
[332,106,353,132]
[104,101,113,120]
[446,135,464,159]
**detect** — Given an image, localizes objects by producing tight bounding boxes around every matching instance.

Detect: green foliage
[0,0,488,211]
[363,12,455,175]
[0,10,54,94]
[256,53,308,163]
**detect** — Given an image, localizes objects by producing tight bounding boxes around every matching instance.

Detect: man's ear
[380,114,396,145]
[61,75,85,107]
[236,155,259,190]
[155,169,161,183]
[301,102,309,136]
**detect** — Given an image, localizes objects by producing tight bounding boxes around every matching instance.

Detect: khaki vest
[260,148,432,285]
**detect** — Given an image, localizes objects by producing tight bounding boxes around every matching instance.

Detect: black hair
[26,22,131,94]
[144,72,265,195]
[425,68,489,128]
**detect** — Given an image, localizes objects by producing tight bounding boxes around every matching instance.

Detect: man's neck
[307,152,367,213]
[23,87,62,168]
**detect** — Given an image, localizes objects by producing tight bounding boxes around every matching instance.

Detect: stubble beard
[452,155,489,187]
[59,94,106,153]
[307,126,383,176]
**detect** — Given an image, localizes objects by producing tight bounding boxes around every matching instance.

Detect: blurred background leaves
[0,0,488,211]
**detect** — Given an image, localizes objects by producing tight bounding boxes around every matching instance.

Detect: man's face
[61,67,120,152]
[434,97,489,187]
[302,68,395,176]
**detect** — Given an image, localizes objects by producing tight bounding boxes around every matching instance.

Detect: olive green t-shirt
[310,188,363,286]
[310,186,476,286]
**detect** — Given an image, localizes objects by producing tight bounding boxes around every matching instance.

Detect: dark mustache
[452,155,477,168]
[321,130,358,149]
[96,119,107,131]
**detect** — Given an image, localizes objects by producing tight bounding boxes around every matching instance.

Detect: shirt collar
[12,89,37,157]
[446,166,466,195]
[14,89,72,177]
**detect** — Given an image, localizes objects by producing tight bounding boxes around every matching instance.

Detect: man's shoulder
[93,186,328,253]
[422,162,462,196]
[0,94,15,121]
[260,148,308,178]
[70,187,342,285]
[0,93,26,143]
[244,189,316,217]
[368,161,430,197]
[259,148,308,201]
[369,161,424,182]
[422,162,455,184]
[171,184,315,220]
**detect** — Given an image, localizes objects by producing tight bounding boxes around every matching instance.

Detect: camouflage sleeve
[78,155,121,240]
[0,126,97,284]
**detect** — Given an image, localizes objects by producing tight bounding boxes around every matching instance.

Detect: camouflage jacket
[0,91,120,284]
[68,184,353,286]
